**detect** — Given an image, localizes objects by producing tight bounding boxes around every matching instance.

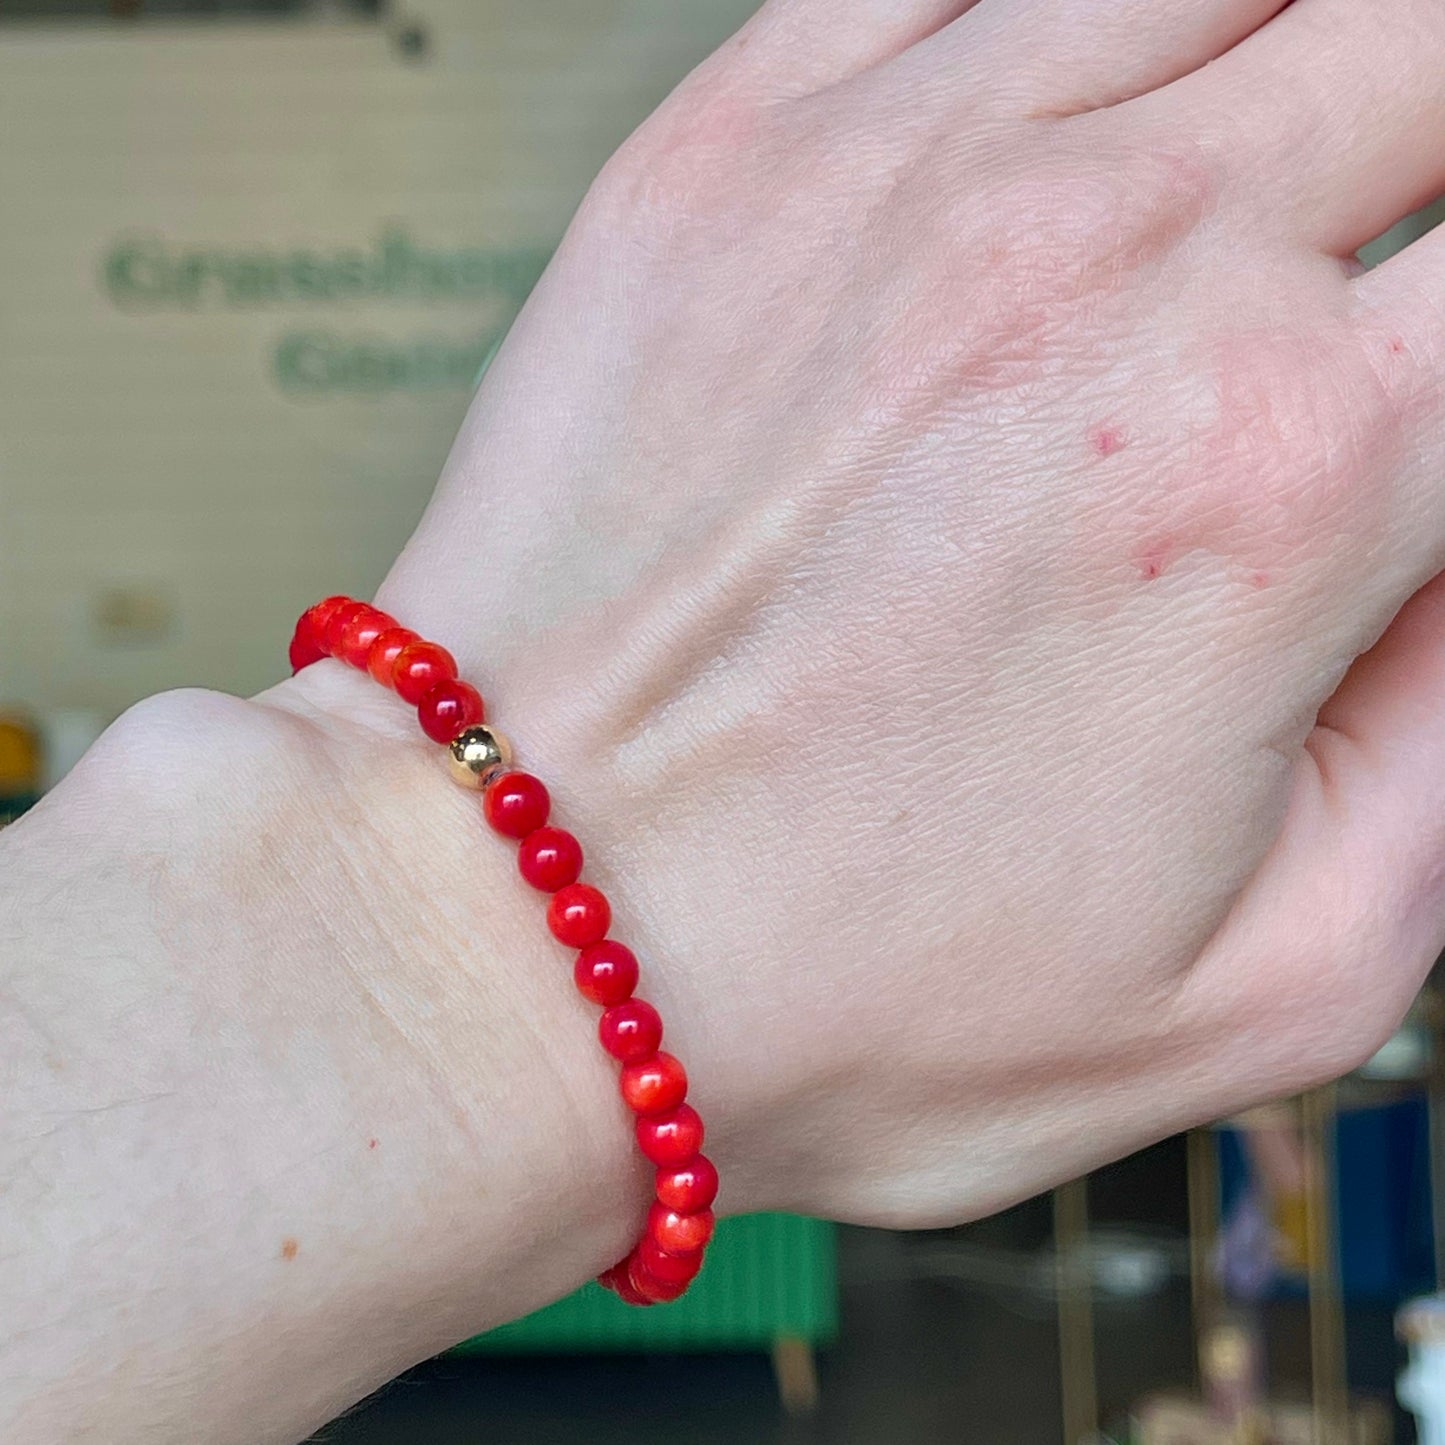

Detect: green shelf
[454,1213,838,1354]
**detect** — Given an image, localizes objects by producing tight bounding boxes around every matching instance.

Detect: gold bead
[447,725,513,790]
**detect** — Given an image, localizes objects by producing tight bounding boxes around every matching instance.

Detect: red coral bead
[573,940,639,1007]
[366,627,420,686]
[648,1202,715,1255]
[323,600,370,654]
[305,595,352,651]
[337,607,398,669]
[599,999,662,1063]
[417,678,485,744]
[620,1052,688,1116]
[655,1155,719,1214]
[288,615,326,672]
[636,1103,704,1166]
[627,1255,691,1303]
[482,771,551,839]
[547,883,611,948]
[393,640,458,705]
[597,1262,631,1296]
[609,1262,657,1307]
[637,1234,705,1284]
[518,828,583,892]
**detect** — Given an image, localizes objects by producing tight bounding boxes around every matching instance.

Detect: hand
[295,0,1445,1227]
[14,6,1445,1440]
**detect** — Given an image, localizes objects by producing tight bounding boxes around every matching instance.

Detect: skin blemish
[1134,537,1177,581]
[368,1139,379,1150]
[281,1238,299,1261]
[1090,424,1128,457]
[1250,571,1270,589]
[1390,337,1406,355]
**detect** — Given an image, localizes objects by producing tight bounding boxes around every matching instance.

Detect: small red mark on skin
[368,1139,379,1150]
[1091,425,1128,457]
[1134,537,1177,581]
[1390,337,1406,355]
[281,1238,299,1261]
[1250,571,1270,590]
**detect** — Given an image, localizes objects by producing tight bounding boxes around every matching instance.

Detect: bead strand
[289,597,717,1306]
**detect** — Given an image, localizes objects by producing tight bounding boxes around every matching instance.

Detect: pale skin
[5,0,1445,1439]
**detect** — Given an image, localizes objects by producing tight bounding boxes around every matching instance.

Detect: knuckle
[581,74,772,247]
[867,133,1220,401]
[958,132,1216,302]
[1118,312,1405,588]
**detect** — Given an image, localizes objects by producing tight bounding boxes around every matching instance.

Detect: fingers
[911,0,1286,118]
[732,0,985,95]
[1184,573,1445,1107]
[743,0,1445,263]
[1120,0,1445,255]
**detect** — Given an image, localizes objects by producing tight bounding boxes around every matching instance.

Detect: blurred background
[0,0,754,785]
[5,5,1445,1443]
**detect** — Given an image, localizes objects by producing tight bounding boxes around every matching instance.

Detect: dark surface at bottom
[309,1140,1412,1445]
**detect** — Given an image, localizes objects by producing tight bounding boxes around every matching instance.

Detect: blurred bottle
[1200,1312,1269,1445]
[1399,1296,1445,1445]
[0,712,43,826]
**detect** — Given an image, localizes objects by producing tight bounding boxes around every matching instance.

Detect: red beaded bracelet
[289,596,717,1306]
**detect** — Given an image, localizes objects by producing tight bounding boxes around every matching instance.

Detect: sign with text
[0,1,755,716]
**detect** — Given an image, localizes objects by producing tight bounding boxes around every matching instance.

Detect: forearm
[0,677,640,1445]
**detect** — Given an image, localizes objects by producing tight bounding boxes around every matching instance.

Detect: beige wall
[0,0,755,719]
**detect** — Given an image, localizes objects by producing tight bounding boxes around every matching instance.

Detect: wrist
[270,604,748,1293]
[2,676,646,1443]
[251,662,653,1314]
[288,586,788,1223]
